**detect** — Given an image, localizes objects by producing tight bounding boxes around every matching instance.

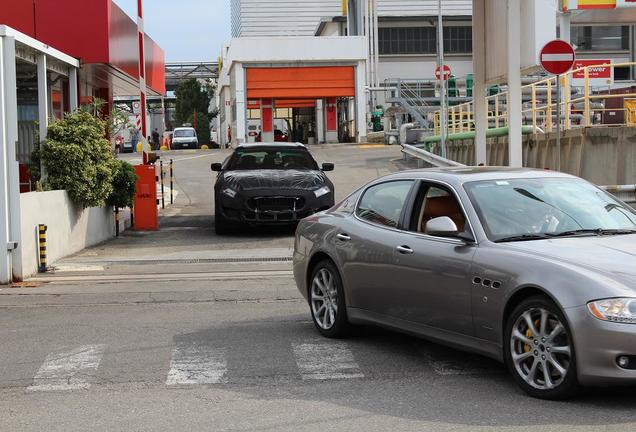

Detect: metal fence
[434,62,636,136]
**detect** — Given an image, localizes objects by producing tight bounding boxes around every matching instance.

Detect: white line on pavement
[33,269,293,283]
[166,343,227,386]
[27,344,106,392]
[293,342,364,380]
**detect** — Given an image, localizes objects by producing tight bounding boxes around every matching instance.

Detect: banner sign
[563,0,636,9]
[571,60,613,87]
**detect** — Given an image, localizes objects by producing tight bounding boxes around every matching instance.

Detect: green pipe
[419,126,535,146]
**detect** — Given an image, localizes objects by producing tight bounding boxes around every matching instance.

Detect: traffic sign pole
[556,74,561,171]
[540,39,576,172]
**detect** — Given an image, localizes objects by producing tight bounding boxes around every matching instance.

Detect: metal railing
[434,62,636,135]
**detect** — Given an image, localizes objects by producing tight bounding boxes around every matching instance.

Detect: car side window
[356,181,413,228]
[413,184,467,235]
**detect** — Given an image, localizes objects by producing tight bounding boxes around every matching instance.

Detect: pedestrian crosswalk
[16,340,502,393]
[27,345,106,392]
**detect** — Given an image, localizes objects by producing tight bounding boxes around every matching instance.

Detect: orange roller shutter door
[246,67,356,99]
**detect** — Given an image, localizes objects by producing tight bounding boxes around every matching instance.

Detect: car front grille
[248,197,305,213]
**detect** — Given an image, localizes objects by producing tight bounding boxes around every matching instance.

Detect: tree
[187,111,211,144]
[41,110,118,208]
[174,79,211,126]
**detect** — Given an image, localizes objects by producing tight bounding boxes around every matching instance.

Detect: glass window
[464,178,636,242]
[414,185,467,234]
[379,27,436,55]
[227,148,318,171]
[444,26,473,54]
[572,26,629,51]
[173,129,196,138]
[357,181,413,228]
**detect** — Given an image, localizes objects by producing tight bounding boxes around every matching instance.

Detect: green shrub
[108,160,137,209]
[41,111,117,208]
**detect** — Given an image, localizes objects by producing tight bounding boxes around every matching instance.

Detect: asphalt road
[2,145,636,432]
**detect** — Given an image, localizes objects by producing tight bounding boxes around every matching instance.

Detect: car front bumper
[217,190,334,224]
[567,305,636,385]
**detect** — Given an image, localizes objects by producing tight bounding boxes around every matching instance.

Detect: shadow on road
[173,316,636,428]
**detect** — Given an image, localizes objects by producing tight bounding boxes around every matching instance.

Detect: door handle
[336,233,351,242]
[396,245,414,255]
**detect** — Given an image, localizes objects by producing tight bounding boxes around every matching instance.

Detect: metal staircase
[384,79,437,127]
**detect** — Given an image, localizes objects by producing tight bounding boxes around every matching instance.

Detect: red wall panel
[2,0,165,96]
[0,1,36,37]
[145,35,166,95]
[34,0,110,64]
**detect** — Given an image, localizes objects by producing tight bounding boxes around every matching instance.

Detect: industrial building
[221,0,636,146]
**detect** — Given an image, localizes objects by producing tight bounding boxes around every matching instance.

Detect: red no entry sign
[435,65,451,81]
[540,40,576,75]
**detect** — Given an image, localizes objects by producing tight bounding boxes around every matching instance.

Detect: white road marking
[293,342,364,380]
[32,269,293,283]
[52,264,105,273]
[27,345,106,392]
[166,343,227,386]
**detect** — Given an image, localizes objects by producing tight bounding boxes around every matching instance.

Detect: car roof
[383,166,578,185]
[236,142,307,150]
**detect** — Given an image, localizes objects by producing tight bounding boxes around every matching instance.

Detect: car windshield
[226,148,318,171]
[174,129,195,137]
[464,178,636,242]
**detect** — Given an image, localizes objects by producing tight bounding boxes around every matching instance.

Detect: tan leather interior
[420,196,466,233]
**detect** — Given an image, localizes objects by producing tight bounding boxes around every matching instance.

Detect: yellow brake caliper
[524,320,540,353]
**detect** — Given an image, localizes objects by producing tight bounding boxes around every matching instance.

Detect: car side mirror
[425,216,459,237]
[211,163,223,172]
[322,163,334,172]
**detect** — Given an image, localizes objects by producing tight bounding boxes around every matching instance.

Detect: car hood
[222,170,327,191]
[503,235,636,282]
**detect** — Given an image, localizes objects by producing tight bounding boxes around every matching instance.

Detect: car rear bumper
[567,305,636,385]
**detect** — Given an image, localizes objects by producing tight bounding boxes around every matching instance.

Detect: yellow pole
[546,79,553,133]
[38,224,47,273]
[584,67,591,127]
[452,109,457,134]
[564,74,571,130]
[459,105,464,133]
[342,0,347,15]
[531,84,537,132]
[495,96,500,128]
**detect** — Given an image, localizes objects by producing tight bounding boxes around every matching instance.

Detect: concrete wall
[437,127,636,186]
[18,190,115,279]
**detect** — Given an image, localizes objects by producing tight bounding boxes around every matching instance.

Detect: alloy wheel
[311,268,338,330]
[510,307,572,391]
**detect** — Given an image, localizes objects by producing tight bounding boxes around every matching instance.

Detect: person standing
[152,128,160,150]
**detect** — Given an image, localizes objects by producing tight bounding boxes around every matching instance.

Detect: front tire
[308,260,350,338]
[504,296,578,400]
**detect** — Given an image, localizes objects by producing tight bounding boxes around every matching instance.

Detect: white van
[172,127,198,150]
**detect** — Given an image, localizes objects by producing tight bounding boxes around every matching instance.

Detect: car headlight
[222,188,237,198]
[314,186,331,198]
[588,298,636,324]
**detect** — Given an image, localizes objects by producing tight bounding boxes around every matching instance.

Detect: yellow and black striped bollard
[38,224,47,273]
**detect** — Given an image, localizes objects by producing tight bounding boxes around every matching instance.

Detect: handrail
[401,144,466,168]
[433,61,636,135]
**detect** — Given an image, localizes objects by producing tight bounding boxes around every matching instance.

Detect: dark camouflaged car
[211,143,335,234]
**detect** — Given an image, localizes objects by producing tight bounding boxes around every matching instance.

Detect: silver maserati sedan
[293,167,636,399]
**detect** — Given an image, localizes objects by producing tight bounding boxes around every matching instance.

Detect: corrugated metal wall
[378,0,472,16]
[234,0,341,37]
[232,0,472,38]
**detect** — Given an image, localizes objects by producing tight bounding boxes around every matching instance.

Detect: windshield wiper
[548,228,636,238]
[546,229,603,238]
[495,234,551,243]
[598,229,636,235]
